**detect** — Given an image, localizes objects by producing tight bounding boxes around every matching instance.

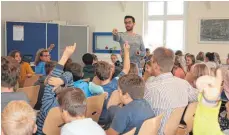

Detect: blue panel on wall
[6,22,46,61]
[47,23,58,61]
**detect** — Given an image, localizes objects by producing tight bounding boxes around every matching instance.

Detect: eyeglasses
[42,55,50,57]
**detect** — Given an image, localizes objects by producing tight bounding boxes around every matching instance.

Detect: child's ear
[123,92,131,100]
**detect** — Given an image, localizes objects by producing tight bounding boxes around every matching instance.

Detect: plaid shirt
[144,73,198,135]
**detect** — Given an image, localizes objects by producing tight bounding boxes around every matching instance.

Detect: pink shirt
[173,67,186,79]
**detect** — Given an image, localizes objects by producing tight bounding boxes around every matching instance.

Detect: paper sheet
[13,25,24,41]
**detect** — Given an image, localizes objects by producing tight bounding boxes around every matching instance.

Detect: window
[144,1,185,51]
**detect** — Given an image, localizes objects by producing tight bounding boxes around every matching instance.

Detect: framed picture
[199,19,229,43]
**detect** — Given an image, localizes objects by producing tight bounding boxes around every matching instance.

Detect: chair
[107,90,122,109]
[17,85,40,107]
[138,114,163,135]
[164,107,185,135]
[23,74,41,87]
[123,128,136,135]
[43,107,64,135]
[86,93,106,122]
[178,102,198,134]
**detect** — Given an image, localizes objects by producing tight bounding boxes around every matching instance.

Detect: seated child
[193,69,224,135]
[106,74,154,135]
[82,53,95,81]
[1,56,29,111]
[36,44,76,135]
[58,88,106,135]
[94,42,130,124]
[1,101,37,135]
[63,62,104,97]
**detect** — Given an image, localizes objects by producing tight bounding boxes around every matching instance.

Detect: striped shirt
[144,73,198,135]
[36,64,73,135]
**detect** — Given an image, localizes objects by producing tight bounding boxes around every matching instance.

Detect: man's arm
[187,84,198,103]
[112,28,121,42]
[122,42,130,74]
[106,128,119,135]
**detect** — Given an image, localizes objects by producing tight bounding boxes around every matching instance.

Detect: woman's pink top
[173,67,186,79]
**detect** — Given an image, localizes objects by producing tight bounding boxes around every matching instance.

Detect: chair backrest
[17,85,40,107]
[183,102,198,133]
[24,74,41,87]
[43,107,64,135]
[164,107,185,135]
[123,128,136,135]
[107,90,122,109]
[138,114,163,135]
[86,93,106,122]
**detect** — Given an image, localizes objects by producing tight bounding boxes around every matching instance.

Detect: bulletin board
[93,32,121,54]
[6,21,59,61]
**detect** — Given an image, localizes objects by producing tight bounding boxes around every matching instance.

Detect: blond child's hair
[1,101,37,135]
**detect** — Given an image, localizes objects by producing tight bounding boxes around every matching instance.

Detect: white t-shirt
[61,118,105,135]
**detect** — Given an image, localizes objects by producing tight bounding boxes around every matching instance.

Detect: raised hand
[112,28,118,35]
[62,43,76,58]
[49,44,55,50]
[196,69,223,101]
[48,77,64,88]
[123,41,130,53]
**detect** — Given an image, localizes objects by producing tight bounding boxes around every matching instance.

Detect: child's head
[196,51,204,62]
[1,101,37,135]
[82,53,93,65]
[205,52,215,62]
[95,61,112,81]
[8,50,22,63]
[111,54,118,64]
[35,49,50,65]
[118,74,145,104]
[146,48,151,56]
[58,88,86,123]
[186,54,195,66]
[175,50,183,56]
[45,61,57,75]
[1,56,20,89]
[65,62,83,82]
[129,63,139,75]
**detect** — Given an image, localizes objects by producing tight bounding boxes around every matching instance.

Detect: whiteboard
[96,35,120,50]
[199,19,229,43]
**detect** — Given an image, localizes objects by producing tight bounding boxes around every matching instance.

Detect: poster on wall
[13,25,24,41]
[199,19,229,43]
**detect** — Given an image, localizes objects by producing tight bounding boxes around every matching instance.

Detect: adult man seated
[144,47,198,135]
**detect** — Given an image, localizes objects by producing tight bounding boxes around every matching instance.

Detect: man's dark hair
[146,48,150,52]
[175,50,183,56]
[45,61,57,75]
[118,74,145,99]
[1,56,20,88]
[65,62,83,81]
[58,88,86,117]
[124,15,135,23]
[206,52,215,61]
[95,61,112,81]
[82,53,93,65]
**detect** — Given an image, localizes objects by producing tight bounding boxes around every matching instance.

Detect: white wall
[1,1,229,63]
[1,1,143,63]
[186,1,229,63]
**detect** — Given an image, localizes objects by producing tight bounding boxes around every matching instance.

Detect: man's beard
[126,27,133,31]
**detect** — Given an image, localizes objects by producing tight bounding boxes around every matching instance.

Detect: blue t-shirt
[111,99,155,135]
[35,61,46,75]
[73,80,91,98]
[99,72,125,123]
[73,80,104,98]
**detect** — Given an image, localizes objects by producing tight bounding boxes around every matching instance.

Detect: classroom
[1,1,229,135]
